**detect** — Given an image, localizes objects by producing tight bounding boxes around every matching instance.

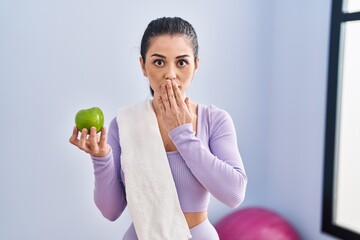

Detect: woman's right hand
[69,126,110,157]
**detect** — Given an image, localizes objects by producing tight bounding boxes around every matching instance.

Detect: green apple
[75,107,104,133]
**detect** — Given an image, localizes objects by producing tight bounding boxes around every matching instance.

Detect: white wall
[0,0,340,239]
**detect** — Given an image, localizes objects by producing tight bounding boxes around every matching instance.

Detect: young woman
[69,17,247,240]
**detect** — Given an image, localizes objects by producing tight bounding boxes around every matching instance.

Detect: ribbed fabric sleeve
[168,106,247,208]
[91,118,127,221]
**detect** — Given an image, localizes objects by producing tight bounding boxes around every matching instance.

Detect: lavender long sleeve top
[91,103,247,221]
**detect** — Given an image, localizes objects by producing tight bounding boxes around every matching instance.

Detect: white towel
[117,98,191,240]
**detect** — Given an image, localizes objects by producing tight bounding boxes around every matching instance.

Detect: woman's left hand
[159,80,193,132]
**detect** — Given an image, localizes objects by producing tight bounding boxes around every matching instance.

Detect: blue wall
[0,0,338,239]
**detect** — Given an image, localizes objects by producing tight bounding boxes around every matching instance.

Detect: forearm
[169,123,247,208]
[92,150,126,221]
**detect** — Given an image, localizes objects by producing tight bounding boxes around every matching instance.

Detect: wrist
[92,145,111,159]
[168,123,194,139]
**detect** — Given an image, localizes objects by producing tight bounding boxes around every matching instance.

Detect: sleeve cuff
[91,148,113,166]
[168,123,195,142]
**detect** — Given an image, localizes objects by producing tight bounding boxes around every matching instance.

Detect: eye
[153,59,164,67]
[177,59,189,67]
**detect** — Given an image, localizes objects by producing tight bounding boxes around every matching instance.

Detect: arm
[168,107,247,208]
[91,118,127,221]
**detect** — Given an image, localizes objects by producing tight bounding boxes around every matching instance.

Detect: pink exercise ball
[215,207,300,240]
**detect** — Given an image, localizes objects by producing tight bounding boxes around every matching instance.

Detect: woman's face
[140,35,199,98]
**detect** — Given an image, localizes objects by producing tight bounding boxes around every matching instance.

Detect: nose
[164,64,176,80]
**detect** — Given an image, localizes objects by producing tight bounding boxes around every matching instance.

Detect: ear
[139,56,147,77]
[194,57,200,74]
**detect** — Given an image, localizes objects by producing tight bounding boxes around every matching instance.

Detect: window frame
[322,0,360,239]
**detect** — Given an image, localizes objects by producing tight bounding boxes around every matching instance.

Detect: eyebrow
[150,53,191,59]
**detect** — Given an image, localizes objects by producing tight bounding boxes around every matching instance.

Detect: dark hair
[140,17,199,96]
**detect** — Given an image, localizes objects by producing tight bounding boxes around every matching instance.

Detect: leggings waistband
[189,218,219,240]
[122,218,219,240]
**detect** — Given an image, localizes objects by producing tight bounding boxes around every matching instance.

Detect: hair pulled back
[140,17,199,63]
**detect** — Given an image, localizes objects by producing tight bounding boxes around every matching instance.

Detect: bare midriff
[183,211,208,229]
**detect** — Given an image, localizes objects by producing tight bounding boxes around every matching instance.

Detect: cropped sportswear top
[91,103,247,221]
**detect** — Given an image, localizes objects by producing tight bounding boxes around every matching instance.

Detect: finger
[166,80,177,108]
[161,84,170,110]
[88,127,98,149]
[99,127,107,148]
[78,128,89,151]
[158,96,166,115]
[96,133,101,142]
[69,126,80,146]
[158,95,165,111]
[172,81,186,108]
